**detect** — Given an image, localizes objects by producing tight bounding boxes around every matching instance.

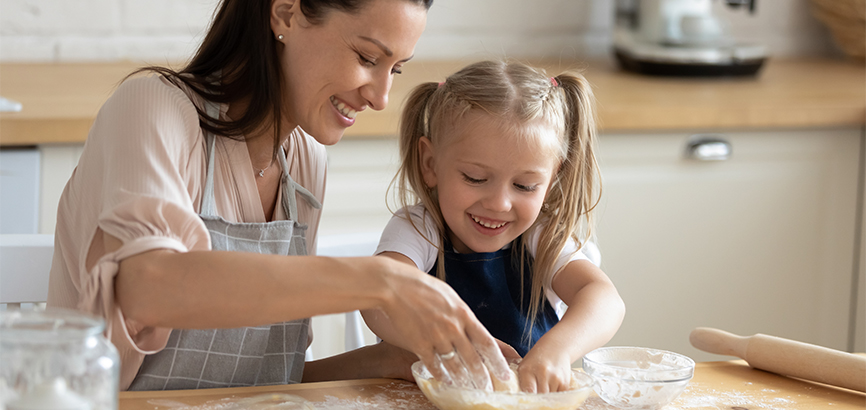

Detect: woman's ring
[439,350,457,360]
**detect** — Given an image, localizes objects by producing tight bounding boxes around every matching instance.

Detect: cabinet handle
[685,135,732,161]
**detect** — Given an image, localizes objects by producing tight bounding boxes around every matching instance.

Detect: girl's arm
[360,252,418,346]
[303,340,419,382]
[112,237,510,387]
[517,259,625,393]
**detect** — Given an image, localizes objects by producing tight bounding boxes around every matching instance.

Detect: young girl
[363,60,625,394]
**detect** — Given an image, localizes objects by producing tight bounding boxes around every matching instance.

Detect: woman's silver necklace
[256,160,274,177]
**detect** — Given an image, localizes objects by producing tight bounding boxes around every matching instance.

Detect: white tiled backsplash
[0,0,839,62]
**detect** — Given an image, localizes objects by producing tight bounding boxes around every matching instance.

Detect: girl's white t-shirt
[375,204,596,317]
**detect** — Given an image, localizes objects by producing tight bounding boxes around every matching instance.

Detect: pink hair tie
[550,77,558,87]
[438,81,445,88]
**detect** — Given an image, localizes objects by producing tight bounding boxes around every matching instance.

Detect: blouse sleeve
[61,76,212,386]
[374,205,440,272]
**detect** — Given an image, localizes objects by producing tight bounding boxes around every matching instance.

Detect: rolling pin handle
[689,327,750,359]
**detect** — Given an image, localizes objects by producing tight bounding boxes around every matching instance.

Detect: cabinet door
[855,129,866,353]
[595,128,861,361]
[0,148,40,233]
[320,138,401,237]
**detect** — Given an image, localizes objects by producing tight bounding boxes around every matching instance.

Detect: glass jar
[0,308,119,410]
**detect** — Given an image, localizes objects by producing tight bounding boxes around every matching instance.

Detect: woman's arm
[517,259,625,393]
[117,248,395,329]
[112,236,511,387]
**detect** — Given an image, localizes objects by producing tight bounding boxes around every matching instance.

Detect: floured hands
[375,257,512,391]
[516,347,574,393]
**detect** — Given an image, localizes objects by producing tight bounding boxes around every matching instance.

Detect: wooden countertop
[1,58,863,146]
[117,360,865,409]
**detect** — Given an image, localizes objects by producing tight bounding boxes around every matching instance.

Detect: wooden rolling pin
[690,327,866,392]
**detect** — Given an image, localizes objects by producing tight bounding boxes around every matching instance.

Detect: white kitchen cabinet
[319,138,402,237]
[595,128,863,362]
[31,129,865,361]
[34,140,399,238]
[38,144,85,234]
[0,148,41,234]
[855,139,865,352]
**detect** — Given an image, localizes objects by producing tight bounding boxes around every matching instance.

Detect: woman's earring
[277,34,284,41]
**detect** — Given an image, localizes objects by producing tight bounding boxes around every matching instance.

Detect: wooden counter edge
[119,358,866,399]
[119,378,394,400]
[4,118,865,147]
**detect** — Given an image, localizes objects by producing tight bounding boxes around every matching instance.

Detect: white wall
[0,0,838,62]
[1,0,845,360]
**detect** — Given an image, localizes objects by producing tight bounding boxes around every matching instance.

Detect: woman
[47,0,510,391]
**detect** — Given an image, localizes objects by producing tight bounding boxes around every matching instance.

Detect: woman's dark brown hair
[132,0,433,158]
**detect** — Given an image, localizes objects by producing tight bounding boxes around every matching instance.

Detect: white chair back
[0,234,54,309]
[314,232,382,360]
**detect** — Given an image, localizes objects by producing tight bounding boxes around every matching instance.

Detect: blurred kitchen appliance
[614,0,767,76]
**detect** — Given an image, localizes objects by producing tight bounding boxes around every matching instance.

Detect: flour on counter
[145,382,437,410]
[577,383,798,410]
[314,381,438,410]
[316,393,438,410]
[147,398,238,409]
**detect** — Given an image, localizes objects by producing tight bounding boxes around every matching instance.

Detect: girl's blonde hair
[390,60,601,349]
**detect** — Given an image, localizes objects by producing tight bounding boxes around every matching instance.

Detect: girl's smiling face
[420,111,562,254]
[276,0,427,145]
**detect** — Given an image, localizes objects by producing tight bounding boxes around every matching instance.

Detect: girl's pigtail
[390,82,449,279]
[395,82,439,211]
[557,72,601,245]
[523,70,601,349]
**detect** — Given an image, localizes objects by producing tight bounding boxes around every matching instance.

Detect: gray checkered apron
[128,100,322,391]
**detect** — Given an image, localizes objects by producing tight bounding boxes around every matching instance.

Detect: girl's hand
[359,341,421,381]
[516,348,574,394]
[301,341,419,382]
[375,255,511,390]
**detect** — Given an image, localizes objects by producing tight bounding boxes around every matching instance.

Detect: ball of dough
[489,364,520,393]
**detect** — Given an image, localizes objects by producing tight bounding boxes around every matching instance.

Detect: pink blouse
[46,75,328,390]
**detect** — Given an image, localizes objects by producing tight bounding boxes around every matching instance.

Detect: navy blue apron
[430,237,560,357]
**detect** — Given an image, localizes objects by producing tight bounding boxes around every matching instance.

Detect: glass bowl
[582,346,695,410]
[411,361,595,410]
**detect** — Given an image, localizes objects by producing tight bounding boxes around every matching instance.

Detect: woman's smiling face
[275,0,427,145]
[420,111,562,254]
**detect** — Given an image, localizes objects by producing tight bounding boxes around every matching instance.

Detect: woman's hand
[372,254,512,391]
[366,340,518,383]
[516,347,574,394]
[495,338,522,363]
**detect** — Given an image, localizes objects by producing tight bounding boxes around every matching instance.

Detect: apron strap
[277,146,322,222]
